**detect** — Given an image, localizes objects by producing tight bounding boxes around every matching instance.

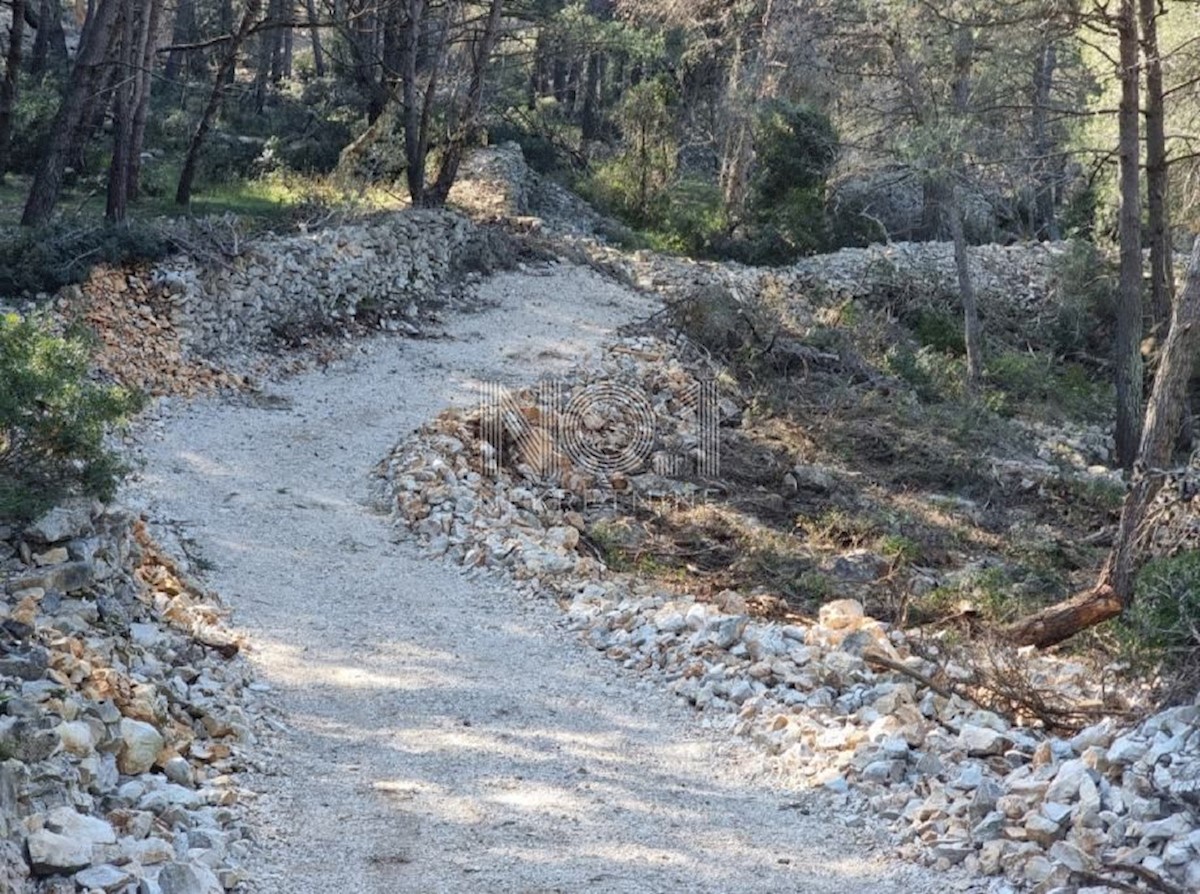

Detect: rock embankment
[1,501,264,892]
[152,210,504,360]
[377,330,1200,894]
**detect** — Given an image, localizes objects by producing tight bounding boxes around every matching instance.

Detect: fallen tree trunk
[1005,584,1124,649]
[1007,237,1200,648]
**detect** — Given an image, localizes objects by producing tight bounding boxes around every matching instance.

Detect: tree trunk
[30,0,68,74]
[580,54,600,140]
[1140,0,1171,336]
[948,27,980,392]
[175,0,263,205]
[305,0,324,76]
[400,0,427,205]
[22,0,121,225]
[426,0,504,206]
[125,0,161,199]
[1030,41,1059,240]
[1114,0,1143,471]
[1008,238,1200,648]
[0,0,27,180]
[164,0,195,83]
[105,0,137,223]
[949,185,983,393]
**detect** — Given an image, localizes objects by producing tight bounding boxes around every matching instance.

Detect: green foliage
[0,221,170,298]
[739,100,840,264]
[490,107,578,175]
[750,100,838,199]
[603,79,677,224]
[879,533,922,566]
[911,308,966,355]
[986,351,1110,420]
[8,75,64,176]
[0,313,143,521]
[1046,240,1117,358]
[641,180,728,256]
[1126,551,1200,664]
[885,345,966,403]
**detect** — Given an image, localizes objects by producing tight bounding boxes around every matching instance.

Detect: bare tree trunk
[176,0,263,205]
[400,0,427,205]
[949,186,983,393]
[1114,0,1143,471]
[126,0,161,199]
[427,0,504,206]
[1030,41,1059,240]
[580,53,600,140]
[30,0,68,74]
[281,1,293,79]
[718,31,753,221]
[164,0,195,83]
[948,26,981,393]
[22,0,121,225]
[305,0,324,76]
[1140,0,1171,335]
[105,0,137,223]
[1008,239,1200,648]
[0,0,27,180]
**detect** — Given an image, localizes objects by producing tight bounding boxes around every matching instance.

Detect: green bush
[885,344,966,403]
[1127,551,1200,664]
[0,221,170,298]
[911,308,966,355]
[742,100,839,262]
[0,313,143,521]
[1046,240,1117,358]
[986,350,1110,420]
[8,74,64,175]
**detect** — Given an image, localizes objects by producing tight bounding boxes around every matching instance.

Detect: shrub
[742,100,839,262]
[0,313,143,521]
[8,74,64,175]
[1046,240,1117,358]
[0,221,170,298]
[1127,551,1200,663]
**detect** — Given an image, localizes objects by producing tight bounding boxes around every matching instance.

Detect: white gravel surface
[125,266,980,893]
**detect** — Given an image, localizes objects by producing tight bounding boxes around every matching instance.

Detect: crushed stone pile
[1,500,267,893]
[377,332,1200,894]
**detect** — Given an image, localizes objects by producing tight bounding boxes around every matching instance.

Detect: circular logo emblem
[560,383,656,475]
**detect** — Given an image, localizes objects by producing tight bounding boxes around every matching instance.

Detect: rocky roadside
[376,328,1200,894]
[0,499,269,893]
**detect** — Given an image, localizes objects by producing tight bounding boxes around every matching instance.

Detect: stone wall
[152,209,505,358]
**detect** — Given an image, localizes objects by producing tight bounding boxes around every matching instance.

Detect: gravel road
[125,265,980,893]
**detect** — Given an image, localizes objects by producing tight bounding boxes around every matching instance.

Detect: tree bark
[427,0,504,206]
[1140,0,1171,335]
[580,53,600,140]
[950,185,983,393]
[948,26,981,393]
[305,0,325,77]
[1008,239,1200,648]
[22,0,122,225]
[0,0,27,180]
[1030,41,1059,240]
[105,0,137,223]
[1114,0,1143,471]
[164,0,195,83]
[175,0,263,205]
[125,0,161,200]
[30,0,68,74]
[400,0,427,205]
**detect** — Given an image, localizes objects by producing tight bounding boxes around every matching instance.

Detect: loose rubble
[377,330,1200,893]
[1,500,265,892]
